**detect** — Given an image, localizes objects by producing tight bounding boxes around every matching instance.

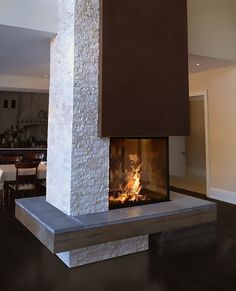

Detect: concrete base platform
[57,235,149,268]
[15,192,217,267]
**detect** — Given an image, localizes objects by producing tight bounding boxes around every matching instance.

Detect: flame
[109,154,146,204]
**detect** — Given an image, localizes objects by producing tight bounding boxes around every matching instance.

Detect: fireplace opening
[109,138,170,209]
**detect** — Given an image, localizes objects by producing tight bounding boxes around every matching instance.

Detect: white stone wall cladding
[58,235,149,267]
[71,0,109,216]
[48,0,149,267]
[47,0,109,216]
[47,0,75,215]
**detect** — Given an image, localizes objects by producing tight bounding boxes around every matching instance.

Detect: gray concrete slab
[15,192,217,254]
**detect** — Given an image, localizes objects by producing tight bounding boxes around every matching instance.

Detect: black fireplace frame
[109,137,170,210]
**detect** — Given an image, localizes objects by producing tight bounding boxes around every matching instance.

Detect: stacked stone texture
[71,0,110,215]
[48,0,148,267]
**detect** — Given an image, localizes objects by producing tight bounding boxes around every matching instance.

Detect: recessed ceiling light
[44,74,48,78]
[196,63,200,66]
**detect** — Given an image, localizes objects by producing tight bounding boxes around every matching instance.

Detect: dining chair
[7,161,40,206]
[0,155,22,164]
[23,152,45,162]
[0,190,3,205]
[38,179,46,196]
[0,155,23,206]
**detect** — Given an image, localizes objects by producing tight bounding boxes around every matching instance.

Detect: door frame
[189,90,210,196]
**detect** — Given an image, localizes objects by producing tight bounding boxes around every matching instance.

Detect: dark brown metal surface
[99,0,189,137]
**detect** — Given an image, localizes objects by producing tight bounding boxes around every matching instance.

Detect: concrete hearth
[16,192,217,267]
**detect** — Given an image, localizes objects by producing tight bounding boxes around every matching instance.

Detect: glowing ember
[109,153,146,204]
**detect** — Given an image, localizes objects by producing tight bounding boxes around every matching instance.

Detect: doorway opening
[169,91,209,195]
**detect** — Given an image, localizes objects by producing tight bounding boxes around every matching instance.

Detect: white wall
[0,0,58,33]
[0,74,49,93]
[189,65,236,204]
[19,92,49,141]
[188,0,236,61]
[18,92,49,119]
[0,91,48,141]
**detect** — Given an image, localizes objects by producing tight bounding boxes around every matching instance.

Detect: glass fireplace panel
[109,138,169,209]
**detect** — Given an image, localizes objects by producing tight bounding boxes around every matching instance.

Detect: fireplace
[109,138,169,209]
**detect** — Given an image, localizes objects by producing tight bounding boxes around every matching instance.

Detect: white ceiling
[0,0,58,34]
[187,0,236,62]
[188,54,236,74]
[1,0,236,79]
[1,24,236,79]
[0,25,52,77]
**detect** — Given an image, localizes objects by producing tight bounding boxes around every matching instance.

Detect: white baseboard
[208,187,236,205]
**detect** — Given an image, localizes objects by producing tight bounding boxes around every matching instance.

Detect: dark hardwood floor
[0,198,236,291]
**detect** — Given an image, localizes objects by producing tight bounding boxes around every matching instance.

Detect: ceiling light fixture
[44,74,48,78]
[196,63,200,67]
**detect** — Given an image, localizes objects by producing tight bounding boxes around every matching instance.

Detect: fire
[109,154,146,204]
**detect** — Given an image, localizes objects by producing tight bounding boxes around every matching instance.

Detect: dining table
[0,162,47,192]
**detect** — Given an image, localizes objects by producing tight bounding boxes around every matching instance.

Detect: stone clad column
[47,0,109,216]
[47,0,148,267]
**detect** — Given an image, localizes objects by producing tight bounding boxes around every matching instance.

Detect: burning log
[109,154,146,204]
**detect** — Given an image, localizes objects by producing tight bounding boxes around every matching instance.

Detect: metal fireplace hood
[99,0,190,137]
